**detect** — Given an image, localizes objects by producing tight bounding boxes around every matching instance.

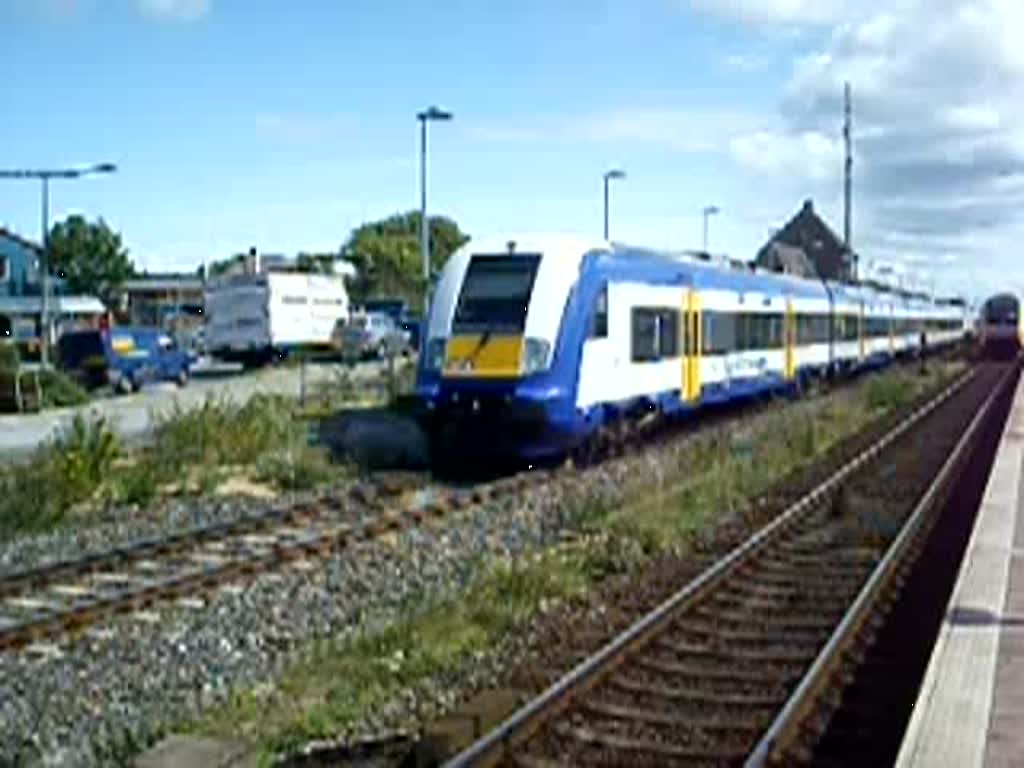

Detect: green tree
[295,252,337,273]
[48,215,134,305]
[340,211,469,306]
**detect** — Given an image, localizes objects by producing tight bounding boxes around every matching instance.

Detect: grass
[0,393,346,540]
[180,360,963,760]
[185,549,591,755]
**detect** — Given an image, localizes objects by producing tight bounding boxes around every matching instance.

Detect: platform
[897,374,1024,767]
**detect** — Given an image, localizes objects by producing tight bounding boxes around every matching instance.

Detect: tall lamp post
[602,169,626,241]
[702,205,720,253]
[0,162,117,365]
[417,106,453,314]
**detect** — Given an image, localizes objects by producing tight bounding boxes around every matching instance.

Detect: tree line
[46,210,470,312]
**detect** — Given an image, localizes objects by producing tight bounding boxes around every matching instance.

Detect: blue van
[58,327,191,393]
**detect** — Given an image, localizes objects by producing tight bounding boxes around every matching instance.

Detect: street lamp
[0,162,117,365]
[602,169,626,241]
[416,106,453,314]
[702,205,720,253]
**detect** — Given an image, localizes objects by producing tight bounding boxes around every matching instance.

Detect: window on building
[588,285,608,339]
[631,307,678,361]
[0,255,8,282]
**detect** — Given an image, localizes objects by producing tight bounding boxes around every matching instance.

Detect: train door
[682,288,702,402]
[784,298,796,380]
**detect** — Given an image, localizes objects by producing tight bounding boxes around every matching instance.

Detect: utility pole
[843,81,854,281]
[0,163,117,365]
[602,169,626,241]
[416,106,453,315]
[702,205,720,253]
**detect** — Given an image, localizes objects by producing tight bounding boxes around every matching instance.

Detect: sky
[2,0,1023,302]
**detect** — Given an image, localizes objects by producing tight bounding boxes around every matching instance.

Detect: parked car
[57,327,191,393]
[332,312,410,360]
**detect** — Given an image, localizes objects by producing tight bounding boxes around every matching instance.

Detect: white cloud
[698,0,1024,300]
[137,0,209,22]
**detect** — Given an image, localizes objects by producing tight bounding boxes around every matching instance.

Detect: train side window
[659,309,679,356]
[631,307,678,361]
[631,308,658,361]
[702,311,735,355]
[589,285,608,339]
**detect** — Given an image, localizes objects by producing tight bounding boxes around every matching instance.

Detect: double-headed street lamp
[417,106,453,314]
[0,162,117,365]
[602,168,626,242]
[702,205,720,253]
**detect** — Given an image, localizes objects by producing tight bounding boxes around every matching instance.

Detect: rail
[445,364,986,767]
[744,359,1017,766]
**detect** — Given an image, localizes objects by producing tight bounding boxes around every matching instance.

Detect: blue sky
[3,0,1022,302]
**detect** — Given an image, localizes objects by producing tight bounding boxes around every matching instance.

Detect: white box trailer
[205,272,349,364]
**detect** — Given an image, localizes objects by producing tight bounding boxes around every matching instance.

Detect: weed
[866,374,914,411]
[53,413,121,505]
[255,446,339,491]
[37,368,90,408]
[116,460,160,508]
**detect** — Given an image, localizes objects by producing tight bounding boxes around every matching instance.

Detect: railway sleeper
[605,674,783,708]
[578,698,767,736]
[690,604,850,631]
[705,590,853,615]
[632,652,806,683]
[543,720,749,764]
[670,620,830,649]
[652,635,822,663]
[585,687,778,725]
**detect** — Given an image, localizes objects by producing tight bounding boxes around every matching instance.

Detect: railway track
[0,472,536,652]
[0,351,970,656]
[446,361,1015,768]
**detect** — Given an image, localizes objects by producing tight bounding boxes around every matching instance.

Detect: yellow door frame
[682,288,702,402]
[784,298,795,380]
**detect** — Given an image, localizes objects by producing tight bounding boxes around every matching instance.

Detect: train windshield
[984,295,1018,325]
[452,254,542,334]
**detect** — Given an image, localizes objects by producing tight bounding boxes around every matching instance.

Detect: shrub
[866,375,913,411]
[116,460,160,508]
[0,414,119,536]
[0,342,19,373]
[38,368,90,408]
[52,413,121,507]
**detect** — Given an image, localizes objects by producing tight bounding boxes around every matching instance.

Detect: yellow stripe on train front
[443,334,524,378]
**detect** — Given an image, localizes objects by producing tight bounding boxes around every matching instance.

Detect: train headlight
[424,337,447,372]
[522,337,551,374]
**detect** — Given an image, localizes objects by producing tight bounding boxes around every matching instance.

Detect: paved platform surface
[897,374,1024,767]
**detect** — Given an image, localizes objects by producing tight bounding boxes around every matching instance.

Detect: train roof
[455,234,962,309]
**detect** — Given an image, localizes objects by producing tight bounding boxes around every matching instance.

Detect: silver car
[334,312,410,360]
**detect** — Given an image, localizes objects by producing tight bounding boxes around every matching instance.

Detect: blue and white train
[414,235,969,462]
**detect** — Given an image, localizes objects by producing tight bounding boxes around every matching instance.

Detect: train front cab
[415,242,598,465]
